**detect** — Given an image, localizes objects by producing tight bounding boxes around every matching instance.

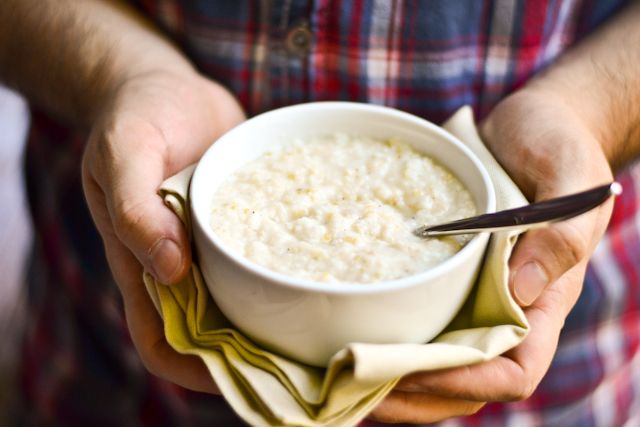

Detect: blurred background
[0,84,32,419]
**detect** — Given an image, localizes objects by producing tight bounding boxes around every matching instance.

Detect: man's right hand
[2,0,247,393]
[82,69,245,392]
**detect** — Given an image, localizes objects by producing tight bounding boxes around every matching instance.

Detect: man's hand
[369,88,615,423]
[370,0,640,421]
[82,70,245,393]
[1,0,246,392]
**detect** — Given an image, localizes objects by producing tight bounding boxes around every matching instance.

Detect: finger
[118,241,218,394]
[106,222,218,394]
[91,120,192,285]
[395,265,586,401]
[369,391,485,424]
[83,170,217,393]
[508,182,613,306]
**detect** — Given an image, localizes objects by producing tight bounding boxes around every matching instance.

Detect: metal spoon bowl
[414,182,622,238]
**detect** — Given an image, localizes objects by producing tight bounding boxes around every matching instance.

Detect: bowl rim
[190,101,496,295]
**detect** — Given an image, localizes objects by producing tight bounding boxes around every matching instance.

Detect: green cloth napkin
[143,106,530,427]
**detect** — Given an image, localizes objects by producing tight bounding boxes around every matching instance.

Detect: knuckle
[526,149,557,181]
[113,198,152,244]
[137,347,162,378]
[509,378,537,401]
[140,357,160,378]
[95,118,126,162]
[369,392,408,424]
[369,404,396,424]
[549,222,588,269]
[97,116,168,166]
[137,341,171,381]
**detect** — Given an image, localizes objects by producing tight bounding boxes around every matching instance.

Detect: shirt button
[285,23,312,56]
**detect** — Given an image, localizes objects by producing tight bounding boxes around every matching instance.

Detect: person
[1,0,639,425]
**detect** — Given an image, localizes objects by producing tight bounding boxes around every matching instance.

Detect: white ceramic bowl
[190,102,496,367]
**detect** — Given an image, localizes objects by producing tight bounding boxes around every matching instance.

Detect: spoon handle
[414,182,622,238]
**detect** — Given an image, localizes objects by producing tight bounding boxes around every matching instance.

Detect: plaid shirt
[18,1,640,426]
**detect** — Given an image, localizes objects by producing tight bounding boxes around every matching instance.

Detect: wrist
[525,74,624,171]
[96,65,197,119]
[73,0,198,127]
[521,1,640,171]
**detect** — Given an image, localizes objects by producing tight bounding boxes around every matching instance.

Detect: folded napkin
[143,106,530,426]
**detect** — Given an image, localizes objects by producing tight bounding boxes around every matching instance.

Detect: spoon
[414,182,622,238]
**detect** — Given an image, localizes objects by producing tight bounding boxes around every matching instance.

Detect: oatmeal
[210,134,476,283]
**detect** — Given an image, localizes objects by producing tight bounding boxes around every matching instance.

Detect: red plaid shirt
[19,1,640,426]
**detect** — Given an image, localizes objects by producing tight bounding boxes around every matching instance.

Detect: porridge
[210,134,476,283]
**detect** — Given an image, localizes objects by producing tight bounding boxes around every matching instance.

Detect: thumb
[508,188,599,307]
[98,123,191,285]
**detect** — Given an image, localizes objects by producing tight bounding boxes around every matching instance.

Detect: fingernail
[149,238,182,284]
[512,262,548,306]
